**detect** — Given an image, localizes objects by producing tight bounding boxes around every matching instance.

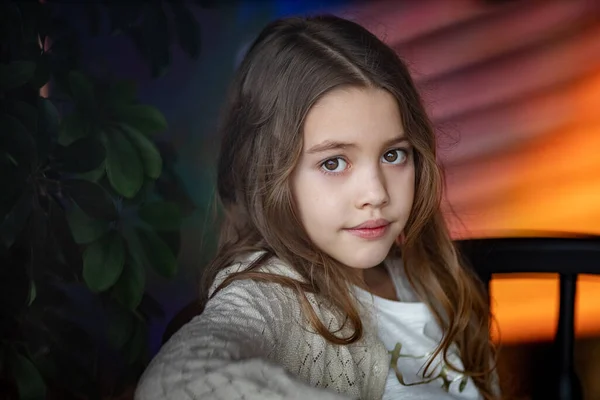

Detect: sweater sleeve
[134,279,351,400]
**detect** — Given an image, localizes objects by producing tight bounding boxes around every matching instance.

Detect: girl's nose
[355,167,390,209]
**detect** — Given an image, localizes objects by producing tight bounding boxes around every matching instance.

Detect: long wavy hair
[201,15,498,399]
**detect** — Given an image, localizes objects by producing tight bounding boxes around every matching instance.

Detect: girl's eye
[321,157,348,173]
[382,149,408,165]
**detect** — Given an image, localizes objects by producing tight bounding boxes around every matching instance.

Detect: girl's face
[291,86,415,271]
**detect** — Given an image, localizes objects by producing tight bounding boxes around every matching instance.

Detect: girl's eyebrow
[306,134,408,155]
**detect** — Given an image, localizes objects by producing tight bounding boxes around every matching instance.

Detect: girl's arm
[134,279,350,400]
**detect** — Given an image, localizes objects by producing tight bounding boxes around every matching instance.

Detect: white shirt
[355,261,482,400]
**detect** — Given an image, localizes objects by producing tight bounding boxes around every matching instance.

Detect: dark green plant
[0,1,204,399]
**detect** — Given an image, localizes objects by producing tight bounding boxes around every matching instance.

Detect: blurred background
[1,0,599,399]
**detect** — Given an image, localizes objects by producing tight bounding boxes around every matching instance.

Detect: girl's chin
[338,252,390,270]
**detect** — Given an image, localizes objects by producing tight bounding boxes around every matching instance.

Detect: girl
[136,15,498,400]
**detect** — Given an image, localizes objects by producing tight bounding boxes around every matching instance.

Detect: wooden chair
[456,233,600,400]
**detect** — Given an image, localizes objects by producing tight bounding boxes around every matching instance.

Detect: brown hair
[202,15,498,399]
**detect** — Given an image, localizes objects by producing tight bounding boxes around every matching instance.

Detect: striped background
[344,0,600,344]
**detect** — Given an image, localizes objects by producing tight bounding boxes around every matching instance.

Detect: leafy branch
[0,1,205,398]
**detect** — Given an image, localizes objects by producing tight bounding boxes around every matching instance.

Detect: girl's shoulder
[204,252,308,329]
[209,251,303,298]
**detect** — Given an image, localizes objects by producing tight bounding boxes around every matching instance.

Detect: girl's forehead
[302,87,405,149]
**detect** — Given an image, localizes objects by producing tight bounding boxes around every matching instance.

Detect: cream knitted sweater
[136,255,391,400]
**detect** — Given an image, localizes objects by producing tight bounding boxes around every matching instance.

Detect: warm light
[490,274,600,344]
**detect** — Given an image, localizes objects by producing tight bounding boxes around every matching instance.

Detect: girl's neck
[361,263,399,301]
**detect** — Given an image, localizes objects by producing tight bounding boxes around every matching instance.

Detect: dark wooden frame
[456,234,600,400]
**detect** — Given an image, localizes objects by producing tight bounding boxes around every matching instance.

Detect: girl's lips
[349,218,390,230]
[345,223,390,239]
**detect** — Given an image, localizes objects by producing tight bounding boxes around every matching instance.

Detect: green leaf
[6,100,38,136]
[138,201,181,231]
[140,5,170,78]
[158,230,181,256]
[63,179,117,221]
[66,205,110,244]
[105,129,144,198]
[7,349,46,400]
[113,104,167,136]
[59,112,90,146]
[0,186,33,249]
[170,3,201,59]
[0,3,22,51]
[104,3,143,35]
[135,227,177,278]
[47,198,83,274]
[49,37,82,83]
[36,97,60,160]
[19,3,41,47]
[68,70,96,114]
[55,136,106,173]
[0,113,36,169]
[124,317,147,365]
[155,169,196,216]
[28,280,37,306]
[76,160,105,182]
[0,248,30,317]
[0,61,36,91]
[0,158,26,214]
[83,233,125,292]
[23,306,97,396]
[120,124,162,178]
[32,53,51,89]
[106,302,134,350]
[105,80,137,107]
[113,254,145,310]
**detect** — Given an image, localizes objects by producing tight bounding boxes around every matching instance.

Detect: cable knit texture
[135,254,389,400]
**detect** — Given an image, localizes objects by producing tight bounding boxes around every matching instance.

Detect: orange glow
[422,22,600,343]
[491,275,600,344]
[466,72,600,343]
[348,0,600,346]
